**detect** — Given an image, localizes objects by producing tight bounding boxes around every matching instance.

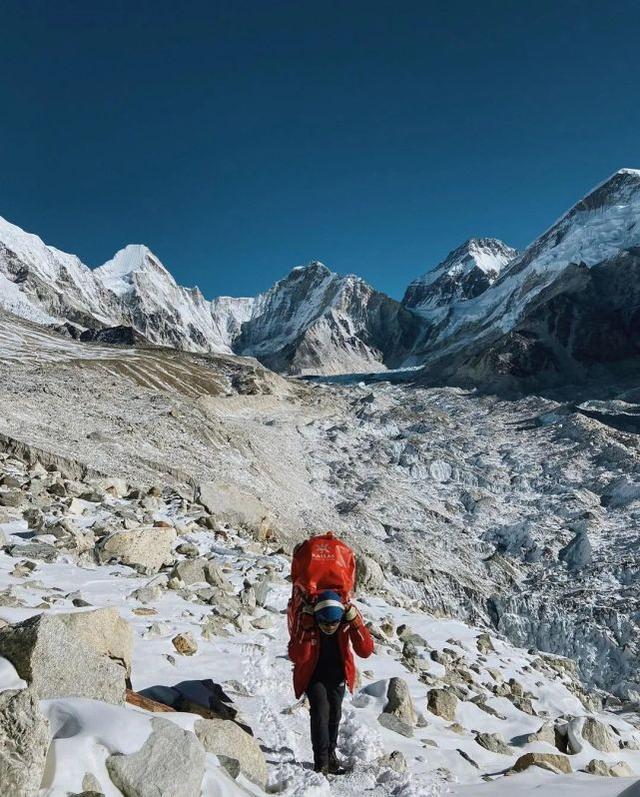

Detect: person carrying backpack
[288,587,374,775]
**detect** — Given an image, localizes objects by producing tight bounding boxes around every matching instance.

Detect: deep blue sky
[1,1,639,299]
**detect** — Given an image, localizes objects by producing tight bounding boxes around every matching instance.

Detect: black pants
[307,680,345,769]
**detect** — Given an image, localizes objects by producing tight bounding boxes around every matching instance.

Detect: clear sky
[1,1,640,300]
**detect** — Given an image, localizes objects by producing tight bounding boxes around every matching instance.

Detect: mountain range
[2,168,640,384]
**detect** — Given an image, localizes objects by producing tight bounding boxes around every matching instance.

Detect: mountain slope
[235,262,424,374]
[403,238,517,320]
[418,169,640,385]
[0,218,255,355]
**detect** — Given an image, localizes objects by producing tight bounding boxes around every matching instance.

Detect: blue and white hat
[314,590,345,623]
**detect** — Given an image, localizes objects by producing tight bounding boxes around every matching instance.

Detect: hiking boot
[314,763,329,776]
[328,752,346,775]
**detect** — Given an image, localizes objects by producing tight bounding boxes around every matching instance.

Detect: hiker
[288,588,374,775]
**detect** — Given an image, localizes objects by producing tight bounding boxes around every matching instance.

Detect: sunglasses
[318,620,340,628]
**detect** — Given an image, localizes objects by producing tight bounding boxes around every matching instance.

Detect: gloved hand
[343,604,358,623]
[301,603,315,631]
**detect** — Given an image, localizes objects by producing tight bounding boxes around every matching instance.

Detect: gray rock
[0,688,50,797]
[0,614,126,703]
[251,614,274,630]
[253,574,272,607]
[239,581,257,613]
[203,560,230,589]
[194,717,267,788]
[559,531,592,570]
[106,718,205,797]
[0,490,26,508]
[171,559,209,585]
[197,482,269,533]
[175,542,199,558]
[377,712,414,737]
[476,632,495,654]
[56,607,133,675]
[427,689,458,722]
[356,555,385,591]
[82,772,103,792]
[377,750,407,773]
[525,722,557,746]
[130,584,164,604]
[8,543,58,563]
[475,731,512,755]
[585,758,635,777]
[383,677,417,727]
[98,527,176,573]
[581,717,618,753]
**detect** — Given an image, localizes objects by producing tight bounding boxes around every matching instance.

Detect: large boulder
[427,689,458,722]
[581,717,619,753]
[356,555,385,592]
[106,718,205,797]
[196,482,269,532]
[0,614,126,703]
[98,527,176,573]
[56,607,133,675]
[194,718,267,788]
[383,677,417,727]
[0,688,50,797]
[513,752,572,775]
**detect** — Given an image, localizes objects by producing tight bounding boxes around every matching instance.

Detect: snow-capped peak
[94,244,176,297]
[402,237,517,316]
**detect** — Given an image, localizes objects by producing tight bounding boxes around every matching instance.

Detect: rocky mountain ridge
[2,167,640,384]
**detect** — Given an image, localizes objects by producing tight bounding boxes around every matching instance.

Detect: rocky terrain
[1,167,640,795]
[2,449,640,796]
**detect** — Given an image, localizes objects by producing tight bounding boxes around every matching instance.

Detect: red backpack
[287,532,356,636]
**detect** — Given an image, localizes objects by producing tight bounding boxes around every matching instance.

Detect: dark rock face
[79,326,150,347]
[481,252,640,382]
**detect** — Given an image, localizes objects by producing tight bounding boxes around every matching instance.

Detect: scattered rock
[377,711,414,737]
[427,689,458,722]
[98,527,176,573]
[239,581,257,613]
[457,749,480,768]
[130,584,164,604]
[175,542,199,558]
[476,632,495,654]
[475,731,512,755]
[106,718,205,797]
[194,718,267,788]
[383,677,417,727]
[512,752,572,775]
[197,482,269,533]
[377,750,407,773]
[0,688,50,797]
[584,758,634,777]
[525,722,557,746]
[356,555,386,591]
[172,632,198,656]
